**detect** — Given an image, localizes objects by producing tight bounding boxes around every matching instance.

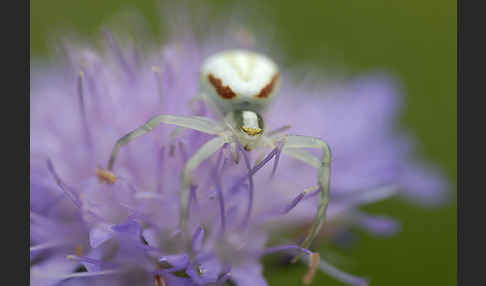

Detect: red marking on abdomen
[208,74,237,99]
[256,73,279,98]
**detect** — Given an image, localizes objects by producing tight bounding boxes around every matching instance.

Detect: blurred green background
[31,0,456,285]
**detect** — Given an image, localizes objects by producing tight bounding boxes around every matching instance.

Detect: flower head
[30,15,447,286]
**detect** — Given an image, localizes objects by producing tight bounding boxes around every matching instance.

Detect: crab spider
[104,50,331,255]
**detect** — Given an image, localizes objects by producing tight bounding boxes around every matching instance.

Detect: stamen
[158,253,190,270]
[350,184,398,205]
[266,242,368,285]
[191,226,204,252]
[213,147,227,232]
[240,149,254,228]
[315,257,368,286]
[253,151,266,167]
[169,144,176,157]
[46,159,81,208]
[303,252,320,285]
[329,184,398,210]
[103,30,133,78]
[249,147,279,176]
[96,168,117,184]
[78,55,101,100]
[152,66,164,101]
[77,71,87,118]
[219,156,229,174]
[262,244,312,256]
[30,211,51,224]
[178,141,188,162]
[303,186,321,199]
[270,140,284,179]
[156,147,165,193]
[231,143,239,164]
[281,192,306,215]
[216,272,231,285]
[353,211,399,236]
[32,269,121,279]
[30,241,62,252]
[187,184,199,220]
[229,147,279,195]
[76,71,93,151]
[75,245,83,256]
[66,255,102,266]
[215,265,232,285]
[168,128,184,158]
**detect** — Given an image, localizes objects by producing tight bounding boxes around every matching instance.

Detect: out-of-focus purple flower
[30,15,447,286]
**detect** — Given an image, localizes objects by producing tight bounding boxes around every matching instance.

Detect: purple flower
[30,17,447,286]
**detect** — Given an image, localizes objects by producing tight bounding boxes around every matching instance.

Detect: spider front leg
[106,114,226,171]
[278,135,331,262]
[179,135,231,229]
[104,113,232,232]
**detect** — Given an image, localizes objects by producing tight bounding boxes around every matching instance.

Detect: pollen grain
[75,245,83,256]
[96,168,117,184]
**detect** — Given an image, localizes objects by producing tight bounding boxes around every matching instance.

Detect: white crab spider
[104,50,331,255]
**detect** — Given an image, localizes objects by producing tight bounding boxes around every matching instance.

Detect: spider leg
[279,135,331,262]
[282,148,320,169]
[267,124,291,137]
[180,135,230,229]
[230,142,239,164]
[107,114,226,171]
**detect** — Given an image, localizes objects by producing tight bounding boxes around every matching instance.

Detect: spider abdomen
[200,50,280,114]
